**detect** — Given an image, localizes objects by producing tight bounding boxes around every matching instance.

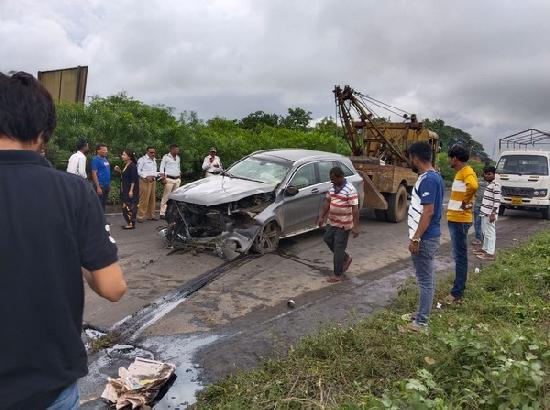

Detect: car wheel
[498,205,506,216]
[252,221,281,254]
[386,185,408,223]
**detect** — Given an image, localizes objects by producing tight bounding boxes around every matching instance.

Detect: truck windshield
[496,155,549,176]
[227,157,291,185]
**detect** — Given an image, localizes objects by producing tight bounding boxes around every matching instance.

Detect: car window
[335,162,355,177]
[290,163,317,189]
[318,161,333,182]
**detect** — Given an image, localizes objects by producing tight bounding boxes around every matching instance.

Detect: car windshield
[227,156,291,185]
[496,155,549,176]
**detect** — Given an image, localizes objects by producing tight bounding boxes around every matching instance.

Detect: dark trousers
[122,199,138,226]
[97,185,110,211]
[323,225,350,276]
[448,221,471,298]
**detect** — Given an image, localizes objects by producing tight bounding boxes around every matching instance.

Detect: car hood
[169,175,276,205]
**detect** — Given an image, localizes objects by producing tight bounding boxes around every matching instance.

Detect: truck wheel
[374,209,387,221]
[542,206,550,220]
[498,205,506,216]
[386,185,408,223]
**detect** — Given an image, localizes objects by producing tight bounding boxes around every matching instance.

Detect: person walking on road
[472,175,488,246]
[137,146,158,221]
[66,139,89,178]
[91,143,111,211]
[474,166,501,261]
[202,147,222,177]
[159,144,181,219]
[446,145,479,303]
[400,142,445,333]
[318,166,360,283]
[114,150,140,229]
[0,71,126,410]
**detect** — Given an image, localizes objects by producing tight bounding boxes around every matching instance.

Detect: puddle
[142,333,220,409]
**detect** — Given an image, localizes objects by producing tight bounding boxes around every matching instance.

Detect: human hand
[114,165,121,173]
[409,240,420,255]
[97,186,103,195]
[318,218,325,228]
[214,163,220,168]
[129,191,133,199]
[352,226,360,238]
[490,213,496,223]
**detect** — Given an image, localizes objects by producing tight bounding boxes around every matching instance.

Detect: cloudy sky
[2,0,549,156]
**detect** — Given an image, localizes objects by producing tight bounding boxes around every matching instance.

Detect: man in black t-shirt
[0,72,127,409]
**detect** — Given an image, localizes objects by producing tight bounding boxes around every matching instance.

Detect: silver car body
[166,149,364,256]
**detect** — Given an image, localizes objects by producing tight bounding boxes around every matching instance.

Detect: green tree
[238,110,280,130]
[279,107,312,131]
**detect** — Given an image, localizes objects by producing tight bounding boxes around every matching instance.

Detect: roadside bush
[195,231,550,409]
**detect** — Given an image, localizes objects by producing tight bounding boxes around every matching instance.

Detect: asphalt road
[80,207,549,408]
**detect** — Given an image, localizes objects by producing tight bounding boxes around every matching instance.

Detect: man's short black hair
[76,139,88,151]
[146,146,155,151]
[96,143,106,151]
[329,166,344,177]
[483,165,496,173]
[0,72,56,143]
[448,145,470,162]
[407,141,432,163]
[169,143,178,150]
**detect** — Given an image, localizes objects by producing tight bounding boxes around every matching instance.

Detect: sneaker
[160,215,166,220]
[398,321,428,334]
[444,294,463,304]
[343,256,353,273]
[327,275,343,283]
[137,218,144,223]
[476,253,495,260]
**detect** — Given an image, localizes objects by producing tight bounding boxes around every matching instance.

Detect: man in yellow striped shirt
[446,145,478,303]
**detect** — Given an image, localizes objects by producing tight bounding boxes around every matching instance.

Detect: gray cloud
[2,0,549,156]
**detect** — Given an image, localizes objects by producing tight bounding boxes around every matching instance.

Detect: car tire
[541,206,550,220]
[252,221,281,254]
[374,209,387,221]
[386,185,408,223]
[498,205,506,216]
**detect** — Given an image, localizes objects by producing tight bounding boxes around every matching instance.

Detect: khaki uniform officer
[137,146,158,221]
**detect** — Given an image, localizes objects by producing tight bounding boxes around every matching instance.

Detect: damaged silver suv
[161,149,364,260]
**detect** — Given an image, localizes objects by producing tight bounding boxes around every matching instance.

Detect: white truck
[496,129,550,219]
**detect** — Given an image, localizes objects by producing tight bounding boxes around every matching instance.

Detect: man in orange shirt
[446,145,478,303]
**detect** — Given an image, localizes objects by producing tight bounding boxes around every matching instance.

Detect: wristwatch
[411,238,421,243]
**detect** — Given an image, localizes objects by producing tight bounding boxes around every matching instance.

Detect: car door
[280,162,321,234]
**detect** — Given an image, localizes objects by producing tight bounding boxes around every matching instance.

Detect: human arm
[78,154,87,178]
[82,264,126,302]
[409,204,434,254]
[91,159,102,193]
[490,183,501,223]
[78,184,126,301]
[202,156,210,171]
[462,171,479,208]
[351,205,360,237]
[318,195,330,227]
[159,156,166,176]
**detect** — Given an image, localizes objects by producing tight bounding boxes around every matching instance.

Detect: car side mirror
[285,186,299,196]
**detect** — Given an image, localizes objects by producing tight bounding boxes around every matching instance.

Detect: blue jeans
[411,237,440,325]
[46,383,79,410]
[448,221,471,299]
[473,207,482,241]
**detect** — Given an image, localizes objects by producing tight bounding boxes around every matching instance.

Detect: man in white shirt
[202,147,223,177]
[159,144,181,219]
[66,139,89,178]
[137,146,158,221]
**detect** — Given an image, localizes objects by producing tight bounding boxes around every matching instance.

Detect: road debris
[101,357,176,409]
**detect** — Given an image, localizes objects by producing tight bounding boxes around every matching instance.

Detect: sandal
[122,225,135,230]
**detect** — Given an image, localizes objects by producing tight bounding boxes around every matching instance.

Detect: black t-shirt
[0,150,118,409]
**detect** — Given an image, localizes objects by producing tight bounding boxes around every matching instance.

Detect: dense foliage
[46,94,490,201]
[196,232,550,409]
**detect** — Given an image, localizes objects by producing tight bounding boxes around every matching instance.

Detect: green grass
[195,231,550,409]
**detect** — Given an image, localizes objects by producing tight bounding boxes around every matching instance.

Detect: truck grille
[501,186,534,198]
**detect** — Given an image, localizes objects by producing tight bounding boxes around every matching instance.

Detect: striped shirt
[447,165,479,223]
[480,181,502,217]
[408,170,445,240]
[327,180,359,230]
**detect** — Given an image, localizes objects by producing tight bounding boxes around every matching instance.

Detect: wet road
[80,208,549,407]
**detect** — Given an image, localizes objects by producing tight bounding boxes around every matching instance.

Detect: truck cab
[496,150,550,219]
